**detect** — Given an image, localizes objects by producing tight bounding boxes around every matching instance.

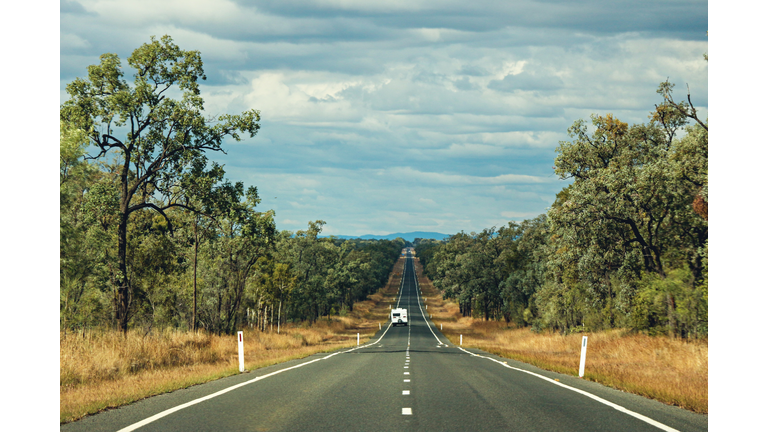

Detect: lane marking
[456,346,680,432]
[404,372,410,375]
[117,320,396,431]
[396,258,407,308]
[403,390,410,395]
[407,257,445,346]
[402,408,413,415]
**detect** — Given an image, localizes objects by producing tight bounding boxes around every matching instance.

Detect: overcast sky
[60,0,708,236]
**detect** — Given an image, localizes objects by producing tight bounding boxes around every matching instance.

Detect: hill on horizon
[325,231,451,242]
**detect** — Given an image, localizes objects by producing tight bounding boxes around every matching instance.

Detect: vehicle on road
[391,308,408,326]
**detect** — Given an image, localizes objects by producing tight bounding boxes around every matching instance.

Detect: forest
[416,81,708,339]
[60,36,707,340]
[60,36,404,335]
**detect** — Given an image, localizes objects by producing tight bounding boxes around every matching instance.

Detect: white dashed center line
[402,408,413,415]
[403,390,410,395]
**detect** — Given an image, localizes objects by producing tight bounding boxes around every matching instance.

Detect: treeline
[418,82,708,339]
[60,36,403,335]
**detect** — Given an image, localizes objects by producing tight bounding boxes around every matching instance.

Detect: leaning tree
[60,35,261,333]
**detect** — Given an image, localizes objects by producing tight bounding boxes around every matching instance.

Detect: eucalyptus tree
[549,85,708,335]
[463,228,508,320]
[205,190,275,334]
[60,120,102,329]
[278,221,338,322]
[60,35,261,332]
[429,232,475,316]
[498,216,550,325]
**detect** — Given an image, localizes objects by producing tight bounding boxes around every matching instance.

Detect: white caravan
[391,308,408,326]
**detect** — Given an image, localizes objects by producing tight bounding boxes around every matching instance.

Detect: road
[62,255,708,431]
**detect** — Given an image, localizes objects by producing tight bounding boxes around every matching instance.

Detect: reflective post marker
[357,333,360,345]
[460,334,463,346]
[579,336,588,378]
[237,331,245,372]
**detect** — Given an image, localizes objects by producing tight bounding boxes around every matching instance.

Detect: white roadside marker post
[379,323,382,330]
[357,333,360,345]
[579,336,588,378]
[460,334,463,346]
[237,331,245,372]
[441,324,443,330]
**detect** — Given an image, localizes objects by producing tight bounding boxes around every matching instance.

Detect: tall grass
[61,257,407,423]
[414,258,708,414]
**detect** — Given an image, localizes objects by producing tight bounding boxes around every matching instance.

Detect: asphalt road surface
[62,255,708,432]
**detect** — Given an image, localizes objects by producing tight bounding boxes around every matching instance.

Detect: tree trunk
[667,292,677,337]
[117,211,130,336]
[193,217,199,333]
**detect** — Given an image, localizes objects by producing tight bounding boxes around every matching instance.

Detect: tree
[549,86,708,335]
[60,35,261,333]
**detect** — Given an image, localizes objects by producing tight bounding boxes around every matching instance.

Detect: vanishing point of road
[62,254,708,432]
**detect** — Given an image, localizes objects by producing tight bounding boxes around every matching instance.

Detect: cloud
[61,0,95,15]
[488,71,565,92]
[60,0,707,235]
[61,33,91,50]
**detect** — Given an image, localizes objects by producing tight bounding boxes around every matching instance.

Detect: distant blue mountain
[325,231,451,242]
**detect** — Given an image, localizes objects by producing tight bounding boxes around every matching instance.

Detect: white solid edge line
[456,346,680,432]
[404,256,443,346]
[118,323,395,432]
[396,256,407,308]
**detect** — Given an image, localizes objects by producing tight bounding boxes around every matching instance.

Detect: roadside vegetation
[59,35,409,424]
[415,70,707,340]
[60,258,405,423]
[417,259,707,414]
[60,35,706,420]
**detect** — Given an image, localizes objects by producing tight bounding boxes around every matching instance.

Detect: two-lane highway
[62,255,708,431]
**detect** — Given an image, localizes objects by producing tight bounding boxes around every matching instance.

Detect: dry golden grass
[61,257,409,424]
[414,258,708,414]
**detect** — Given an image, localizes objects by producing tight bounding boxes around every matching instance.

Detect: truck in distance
[391,308,408,326]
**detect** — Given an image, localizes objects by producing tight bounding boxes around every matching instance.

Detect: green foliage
[61,35,264,332]
[59,38,707,340]
[419,79,707,338]
[631,267,707,338]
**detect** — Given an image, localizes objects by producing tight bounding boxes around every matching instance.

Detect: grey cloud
[488,71,565,92]
[308,95,339,103]
[61,0,94,15]
[458,65,489,76]
[201,69,250,87]
[453,77,478,91]
[60,0,706,235]
[241,0,707,40]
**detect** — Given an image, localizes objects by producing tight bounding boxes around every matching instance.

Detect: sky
[59,0,708,236]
